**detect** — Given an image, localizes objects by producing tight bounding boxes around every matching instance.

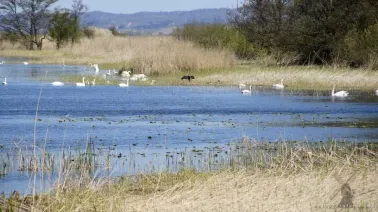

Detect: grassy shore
[1,140,378,211]
[1,35,378,91]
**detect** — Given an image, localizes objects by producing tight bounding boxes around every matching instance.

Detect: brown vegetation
[1,140,377,211]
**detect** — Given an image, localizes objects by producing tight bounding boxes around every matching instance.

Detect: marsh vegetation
[0,1,378,211]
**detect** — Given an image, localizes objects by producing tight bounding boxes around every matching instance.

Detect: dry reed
[0,36,236,74]
[2,140,377,212]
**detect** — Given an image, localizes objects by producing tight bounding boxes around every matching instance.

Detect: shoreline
[1,140,377,211]
[2,53,378,91]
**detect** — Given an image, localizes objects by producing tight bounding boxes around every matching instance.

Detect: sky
[57,0,238,14]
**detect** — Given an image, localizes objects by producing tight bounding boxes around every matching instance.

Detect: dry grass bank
[2,141,377,212]
[0,36,236,74]
[148,64,378,91]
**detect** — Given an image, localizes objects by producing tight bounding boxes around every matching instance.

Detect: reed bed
[0,36,236,74]
[1,139,377,211]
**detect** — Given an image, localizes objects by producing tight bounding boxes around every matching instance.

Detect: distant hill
[82,8,231,35]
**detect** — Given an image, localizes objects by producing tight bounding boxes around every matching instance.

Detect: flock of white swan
[1,61,377,95]
[239,79,378,97]
[0,62,143,87]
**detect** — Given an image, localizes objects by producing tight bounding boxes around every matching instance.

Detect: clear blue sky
[57,0,237,13]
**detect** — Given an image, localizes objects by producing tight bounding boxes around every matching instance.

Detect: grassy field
[1,140,377,211]
[1,33,378,91]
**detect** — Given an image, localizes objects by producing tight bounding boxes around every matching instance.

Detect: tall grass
[193,64,378,90]
[0,36,236,74]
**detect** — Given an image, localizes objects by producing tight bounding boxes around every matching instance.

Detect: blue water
[1,62,378,196]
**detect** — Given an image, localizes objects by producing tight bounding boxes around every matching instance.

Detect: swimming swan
[273,79,284,89]
[241,85,252,94]
[119,79,129,87]
[239,83,246,89]
[76,77,86,87]
[51,81,64,86]
[331,85,348,97]
[2,78,7,85]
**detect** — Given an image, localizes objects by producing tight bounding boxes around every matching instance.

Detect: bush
[340,23,378,69]
[82,27,95,39]
[173,24,264,59]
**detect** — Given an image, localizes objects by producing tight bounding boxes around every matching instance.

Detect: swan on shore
[91,64,99,73]
[331,85,348,97]
[51,81,64,86]
[76,77,86,87]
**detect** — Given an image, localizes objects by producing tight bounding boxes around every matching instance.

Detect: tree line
[0,0,88,50]
[175,0,378,68]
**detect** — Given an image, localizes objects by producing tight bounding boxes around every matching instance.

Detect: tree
[230,0,296,51]
[230,0,378,64]
[70,0,87,44]
[0,0,58,50]
[49,10,74,49]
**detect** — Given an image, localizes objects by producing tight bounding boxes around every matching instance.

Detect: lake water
[1,62,378,196]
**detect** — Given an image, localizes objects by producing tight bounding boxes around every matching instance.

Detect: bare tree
[0,0,58,50]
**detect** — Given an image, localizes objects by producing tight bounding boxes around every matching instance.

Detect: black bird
[181,75,195,81]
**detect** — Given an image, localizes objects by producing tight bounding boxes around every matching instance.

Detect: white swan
[239,83,246,89]
[138,74,146,79]
[331,85,348,97]
[51,81,64,86]
[121,70,131,78]
[0,61,5,64]
[119,79,129,87]
[88,63,99,73]
[273,79,284,89]
[2,78,7,85]
[130,76,138,81]
[241,85,252,94]
[93,64,99,73]
[23,62,28,65]
[375,89,378,96]
[76,77,86,87]
[91,78,96,86]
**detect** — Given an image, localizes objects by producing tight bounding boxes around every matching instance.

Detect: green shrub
[340,23,378,69]
[173,24,264,59]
